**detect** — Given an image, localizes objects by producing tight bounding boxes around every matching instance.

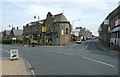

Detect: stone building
[79,27,92,41]
[53,13,71,45]
[71,29,80,41]
[2,30,11,40]
[98,5,120,50]
[2,27,23,43]
[9,28,23,42]
[72,27,92,41]
[23,12,72,45]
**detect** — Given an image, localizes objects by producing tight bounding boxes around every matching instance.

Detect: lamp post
[9,25,13,30]
[71,20,80,41]
[34,16,40,21]
[72,19,80,29]
[34,15,40,46]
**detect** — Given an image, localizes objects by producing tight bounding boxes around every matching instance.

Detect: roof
[0,32,3,37]
[53,13,68,22]
[13,29,23,35]
[5,30,11,35]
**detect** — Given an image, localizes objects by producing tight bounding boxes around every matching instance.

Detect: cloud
[1,1,119,36]
[2,0,119,2]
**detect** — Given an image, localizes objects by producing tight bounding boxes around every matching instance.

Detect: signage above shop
[115,19,120,26]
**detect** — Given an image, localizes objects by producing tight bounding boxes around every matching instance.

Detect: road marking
[48,50,73,56]
[23,58,35,77]
[48,50,55,52]
[2,49,10,54]
[82,57,116,68]
[62,53,73,56]
[96,41,116,55]
[78,49,89,52]
[96,42,107,51]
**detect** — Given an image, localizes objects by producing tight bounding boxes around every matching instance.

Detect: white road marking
[47,50,73,56]
[78,49,89,52]
[48,50,55,52]
[96,42,107,51]
[23,58,35,77]
[62,53,73,56]
[82,57,116,68]
[96,41,116,55]
[2,50,10,54]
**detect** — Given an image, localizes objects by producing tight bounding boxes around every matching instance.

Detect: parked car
[76,40,82,44]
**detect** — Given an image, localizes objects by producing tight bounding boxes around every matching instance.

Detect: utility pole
[34,15,40,46]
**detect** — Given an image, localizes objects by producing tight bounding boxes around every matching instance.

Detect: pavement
[96,40,120,55]
[2,58,28,75]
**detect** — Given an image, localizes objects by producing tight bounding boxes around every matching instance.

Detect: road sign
[10,49,19,60]
[42,26,46,32]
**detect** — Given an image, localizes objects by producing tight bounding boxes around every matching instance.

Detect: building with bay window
[23,12,72,45]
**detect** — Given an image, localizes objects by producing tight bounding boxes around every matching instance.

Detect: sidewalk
[97,40,120,55]
[2,58,28,75]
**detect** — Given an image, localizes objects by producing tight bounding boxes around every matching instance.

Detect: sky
[1,0,119,36]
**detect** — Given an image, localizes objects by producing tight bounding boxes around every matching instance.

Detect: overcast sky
[1,0,119,36]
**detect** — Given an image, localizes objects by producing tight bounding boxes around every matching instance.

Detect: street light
[72,19,80,29]
[9,25,13,29]
[34,15,40,21]
[34,15,41,45]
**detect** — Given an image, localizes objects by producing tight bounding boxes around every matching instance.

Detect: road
[1,40,119,75]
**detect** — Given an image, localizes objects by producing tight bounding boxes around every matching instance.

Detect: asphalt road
[1,40,119,75]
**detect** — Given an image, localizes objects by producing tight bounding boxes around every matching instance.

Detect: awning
[109,26,120,33]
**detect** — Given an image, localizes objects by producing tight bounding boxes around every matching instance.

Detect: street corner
[2,58,28,75]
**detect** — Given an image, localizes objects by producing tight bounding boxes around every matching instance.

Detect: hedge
[1,40,22,44]
[2,40,12,44]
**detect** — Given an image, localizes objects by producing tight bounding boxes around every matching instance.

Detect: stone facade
[2,30,11,40]
[71,27,92,41]
[79,28,92,40]
[9,28,23,41]
[23,12,71,45]
[98,5,120,50]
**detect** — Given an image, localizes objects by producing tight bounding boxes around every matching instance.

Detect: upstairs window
[66,28,68,34]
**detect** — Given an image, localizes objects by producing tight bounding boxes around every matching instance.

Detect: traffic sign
[10,49,19,60]
[42,26,46,32]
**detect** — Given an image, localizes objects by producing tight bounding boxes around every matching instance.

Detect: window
[66,28,68,34]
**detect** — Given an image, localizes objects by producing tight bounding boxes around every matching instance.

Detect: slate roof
[12,29,23,36]
[53,13,68,22]
[5,30,11,35]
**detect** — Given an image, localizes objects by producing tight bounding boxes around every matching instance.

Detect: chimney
[17,27,18,30]
[12,27,15,30]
